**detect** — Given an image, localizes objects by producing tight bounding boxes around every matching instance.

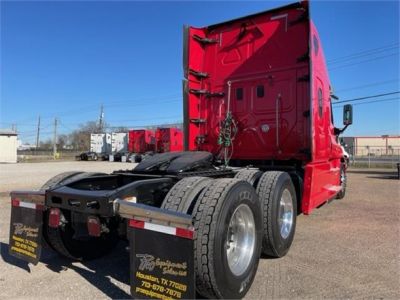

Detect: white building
[0,130,18,163]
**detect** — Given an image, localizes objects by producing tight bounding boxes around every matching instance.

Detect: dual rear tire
[235,170,297,258]
[162,171,297,298]
[162,177,262,299]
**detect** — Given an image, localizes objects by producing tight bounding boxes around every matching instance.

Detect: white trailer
[111,132,128,153]
[90,133,112,154]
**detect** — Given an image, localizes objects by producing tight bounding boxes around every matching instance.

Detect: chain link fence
[345,146,400,168]
[17,149,81,162]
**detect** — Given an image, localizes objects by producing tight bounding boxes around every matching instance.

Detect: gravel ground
[0,162,399,299]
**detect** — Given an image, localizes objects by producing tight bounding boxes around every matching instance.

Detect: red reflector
[176,227,194,240]
[87,216,101,237]
[49,208,61,228]
[129,219,145,229]
[11,199,20,207]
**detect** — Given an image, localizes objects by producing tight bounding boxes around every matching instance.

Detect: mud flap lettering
[128,219,195,299]
[9,200,44,265]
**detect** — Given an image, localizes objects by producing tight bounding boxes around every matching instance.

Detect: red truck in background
[128,129,155,154]
[155,127,184,153]
[128,129,155,161]
[8,2,353,299]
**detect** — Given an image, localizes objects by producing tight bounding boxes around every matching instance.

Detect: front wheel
[336,164,347,199]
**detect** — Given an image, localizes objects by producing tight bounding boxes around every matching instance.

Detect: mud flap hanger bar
[113,199,193,229]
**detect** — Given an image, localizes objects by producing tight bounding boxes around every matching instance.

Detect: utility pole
[53,118,58,160]
[36,116,41,149]
[99,104,104,132]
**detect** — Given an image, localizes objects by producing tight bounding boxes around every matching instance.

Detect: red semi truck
[8,2,352,299]
[128,129,156,162]
[155,127,184,153]
[128,129,155,154]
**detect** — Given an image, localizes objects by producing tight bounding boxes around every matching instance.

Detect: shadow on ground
[1,241,131,299]
[366,175,399,180]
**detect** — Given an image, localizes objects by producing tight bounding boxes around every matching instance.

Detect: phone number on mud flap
[135,271,187,299]
[11,235,38,258]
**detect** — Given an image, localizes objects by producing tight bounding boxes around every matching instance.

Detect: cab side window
[318,88,323,117]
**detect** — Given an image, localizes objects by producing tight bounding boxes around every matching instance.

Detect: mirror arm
[335,124,349,136]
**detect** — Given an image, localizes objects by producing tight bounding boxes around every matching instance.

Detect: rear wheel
[40,171,84,192]
[44,210,119,260]
[192,179,262,299]
[234,169,263,187]
[161,177,212,214]
[41,172,119,260]
[256,171,297,258]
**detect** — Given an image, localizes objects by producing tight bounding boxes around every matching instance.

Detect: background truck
[90,133,111,154]
[111,132,128,154]
[8,1,352,299]
[128,129,156,162]
[155,127,184,153]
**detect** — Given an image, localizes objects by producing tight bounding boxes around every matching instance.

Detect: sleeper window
[318,88,323,117]
[236,88,243,100]
[256,85,264,98]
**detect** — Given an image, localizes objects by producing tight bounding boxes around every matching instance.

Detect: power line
[334,91,400,104]
[329,53,399,71]
[335,79,399,93]
[6,94,182,125]
[333,97,400,108]
[327,43,399,64]
[106,115,182,124]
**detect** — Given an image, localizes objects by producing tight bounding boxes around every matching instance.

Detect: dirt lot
[0,162,399,299]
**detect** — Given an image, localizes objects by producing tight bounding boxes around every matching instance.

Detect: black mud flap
[8,197,44,265]
[128,218,195,299]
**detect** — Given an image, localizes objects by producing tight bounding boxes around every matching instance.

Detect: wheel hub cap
[278,189,293,239]
[226,204,255,276]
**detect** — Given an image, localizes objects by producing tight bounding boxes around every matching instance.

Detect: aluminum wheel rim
[340,169,346,188]
[278,189,293,239]
[226,204,256,276]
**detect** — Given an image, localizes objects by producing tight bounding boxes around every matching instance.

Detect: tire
[40,171,84,191]
[256,171,297,258]
[234,169,263,187]
[44,211,119,260]
[93,154,98,161]
[192,179,262,299]
[41,172,118,260]
[336,164,347,199]
[161,177,212,214]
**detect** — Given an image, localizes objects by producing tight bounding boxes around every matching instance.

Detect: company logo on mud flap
[13,223,39,238]
[136,254,188,276]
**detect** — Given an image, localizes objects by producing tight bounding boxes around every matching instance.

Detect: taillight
[87,216,101,237]
[49,208,61,228]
